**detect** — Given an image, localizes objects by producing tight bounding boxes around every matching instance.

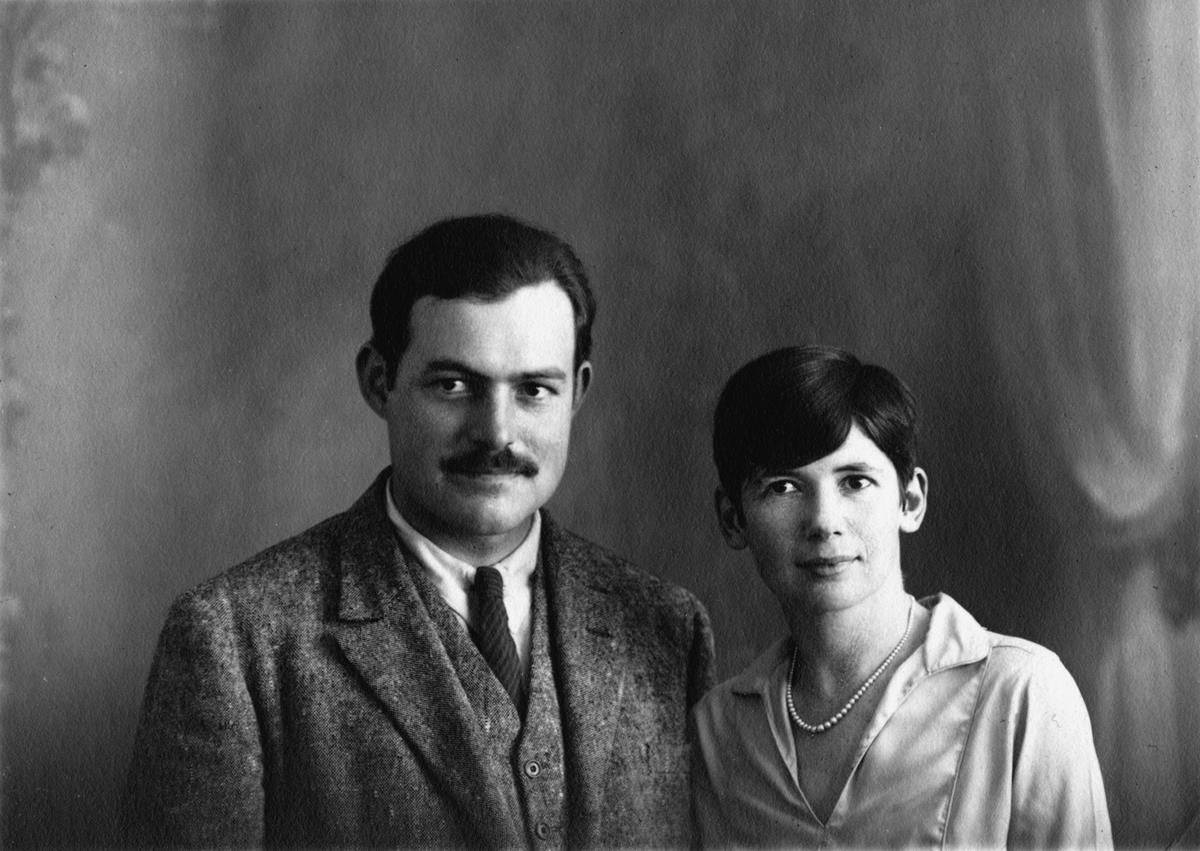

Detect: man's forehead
[407,281,570,321]
[400,282,577,372]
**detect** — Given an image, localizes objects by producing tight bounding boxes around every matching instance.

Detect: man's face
[361,281,589,561]
[717,423,927,616]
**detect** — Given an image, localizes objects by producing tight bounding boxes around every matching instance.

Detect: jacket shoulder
[171,504,369,632]
[195,471,386,595]
[206,510,347,586]
[546,519,705,615]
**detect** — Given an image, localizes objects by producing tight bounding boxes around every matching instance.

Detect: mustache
[442,446,539,478]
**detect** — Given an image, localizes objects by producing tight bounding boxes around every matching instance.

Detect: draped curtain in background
[981,4,1200,844]
[6,4,1200,848]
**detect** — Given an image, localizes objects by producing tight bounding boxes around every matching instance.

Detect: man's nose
[468,388,515,448]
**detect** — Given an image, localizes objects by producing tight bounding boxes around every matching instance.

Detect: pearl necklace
[786,601,914,735]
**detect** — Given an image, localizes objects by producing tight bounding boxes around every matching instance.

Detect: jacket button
[534,822,550,839]
[524,759,541,778]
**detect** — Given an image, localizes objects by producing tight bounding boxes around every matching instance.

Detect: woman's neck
[788,588,914,700]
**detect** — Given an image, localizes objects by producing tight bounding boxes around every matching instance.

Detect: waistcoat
[410,554,569,850]
[511,571,569,848]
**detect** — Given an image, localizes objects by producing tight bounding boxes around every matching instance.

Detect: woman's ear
[899,467,928,533]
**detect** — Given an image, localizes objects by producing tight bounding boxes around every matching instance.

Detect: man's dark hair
[369,213,596,386]
[712,345,919,508]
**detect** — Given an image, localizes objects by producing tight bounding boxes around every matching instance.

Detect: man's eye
[765,481,799,496]
[519,383,555,400]
[433,378,468,394]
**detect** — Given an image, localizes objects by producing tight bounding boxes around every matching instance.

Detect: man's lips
[798,555,857,570]
[445,468,523,477]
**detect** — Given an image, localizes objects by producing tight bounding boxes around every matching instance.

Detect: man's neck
[430,524,534,566]
[385,481,536,566]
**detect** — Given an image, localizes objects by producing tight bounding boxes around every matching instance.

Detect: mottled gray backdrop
[3,3,1112,846]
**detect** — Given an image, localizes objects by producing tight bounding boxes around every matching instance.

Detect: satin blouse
[691,593,1112,848]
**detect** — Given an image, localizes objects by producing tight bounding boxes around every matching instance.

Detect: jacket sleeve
[119,587,265,848]
[1008,653,1113,849]
[687,600,717,710]
[683,601,717,849]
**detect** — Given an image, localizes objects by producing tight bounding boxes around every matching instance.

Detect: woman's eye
[843,475,872,492]
[766,481,798,495]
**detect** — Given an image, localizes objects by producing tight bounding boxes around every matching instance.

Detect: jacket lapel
[328,472,524,849]
[541,514,629,845]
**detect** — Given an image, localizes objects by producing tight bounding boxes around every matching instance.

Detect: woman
[692,345,1111,848]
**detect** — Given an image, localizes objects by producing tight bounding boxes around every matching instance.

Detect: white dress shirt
[386,480,539,675]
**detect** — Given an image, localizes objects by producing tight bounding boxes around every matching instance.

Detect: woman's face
[717,424,927,618]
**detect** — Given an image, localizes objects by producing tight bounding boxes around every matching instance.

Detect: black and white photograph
[1,2,1196,847]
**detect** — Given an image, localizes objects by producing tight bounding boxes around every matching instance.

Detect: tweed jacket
[121,470,716,849]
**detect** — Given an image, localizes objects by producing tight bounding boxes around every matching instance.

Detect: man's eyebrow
[422,359,568,382]
[422,359,482,377]
[515,368,569,383]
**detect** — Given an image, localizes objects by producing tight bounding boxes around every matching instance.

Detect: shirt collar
[919,592,993,672]
[729,593,992,698]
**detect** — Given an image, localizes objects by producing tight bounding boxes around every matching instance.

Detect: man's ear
[715,488,748,550]
[899,467,928,533]
[571,360,592,415]
[356,343,390,418]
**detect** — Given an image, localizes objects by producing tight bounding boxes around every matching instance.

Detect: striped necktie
[471,565,526,713]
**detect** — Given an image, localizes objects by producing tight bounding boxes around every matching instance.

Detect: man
[691,345,1110,848]
[121,214,715,848]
